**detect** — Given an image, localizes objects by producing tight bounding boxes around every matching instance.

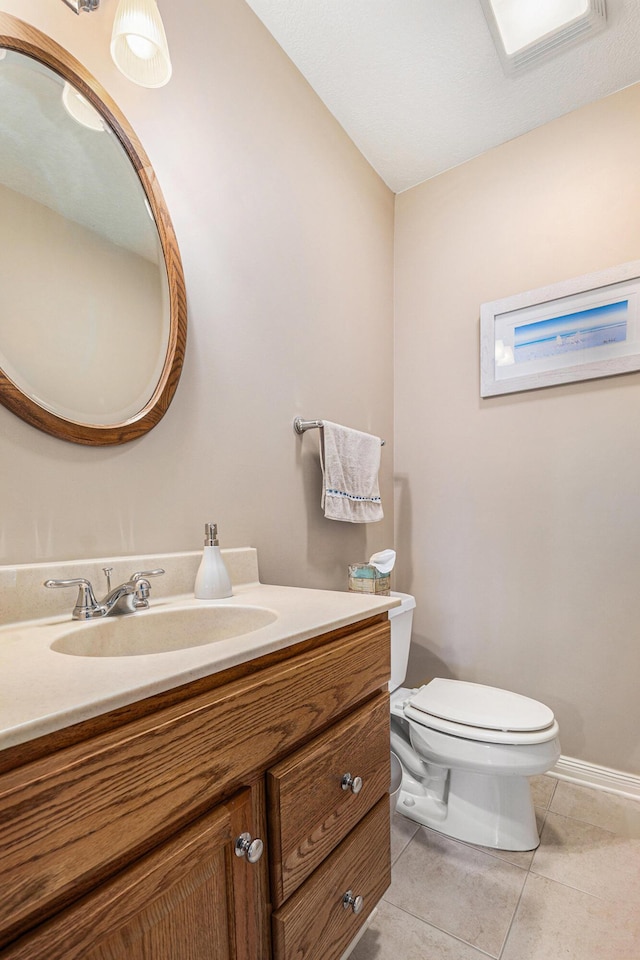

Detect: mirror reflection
[0,46,172,429]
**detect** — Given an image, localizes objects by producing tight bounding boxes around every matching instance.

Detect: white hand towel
[319,421,383,523]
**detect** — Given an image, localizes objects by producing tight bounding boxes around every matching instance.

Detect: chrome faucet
[44,569,165,620]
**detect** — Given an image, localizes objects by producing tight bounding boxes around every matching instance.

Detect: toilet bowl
[387,593,561,851]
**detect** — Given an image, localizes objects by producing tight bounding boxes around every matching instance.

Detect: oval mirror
[0,14,186,445]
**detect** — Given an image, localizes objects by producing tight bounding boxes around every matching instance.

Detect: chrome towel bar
[293,417,385,445]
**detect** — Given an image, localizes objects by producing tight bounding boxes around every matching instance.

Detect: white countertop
[0,581,398,751]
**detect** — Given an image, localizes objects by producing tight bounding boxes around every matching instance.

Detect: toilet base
[395,765,540,851]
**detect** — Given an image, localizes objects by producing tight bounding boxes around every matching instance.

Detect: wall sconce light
[60,0,172,88]
[110,0,172,88]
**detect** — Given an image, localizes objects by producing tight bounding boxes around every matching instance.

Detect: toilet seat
[404,678,559,745]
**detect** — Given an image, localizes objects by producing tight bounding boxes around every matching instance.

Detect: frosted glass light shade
[110,0,172,88]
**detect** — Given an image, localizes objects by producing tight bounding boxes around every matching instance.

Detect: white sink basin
[50,604,278,657]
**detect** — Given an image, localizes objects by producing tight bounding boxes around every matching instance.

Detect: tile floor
[350,777,640,960]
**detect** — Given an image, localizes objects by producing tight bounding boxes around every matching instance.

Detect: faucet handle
[44,578,100,620]
[132,578,151,609]
[129,569,164,610]
[130,568,165,582]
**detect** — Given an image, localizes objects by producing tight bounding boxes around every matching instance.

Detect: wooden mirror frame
[0,14,187,445]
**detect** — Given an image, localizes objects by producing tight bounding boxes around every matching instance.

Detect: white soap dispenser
[194,522,233,600]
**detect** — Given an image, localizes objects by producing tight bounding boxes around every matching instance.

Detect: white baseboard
[549,755,640,800]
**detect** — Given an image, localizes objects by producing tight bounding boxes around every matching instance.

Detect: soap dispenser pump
[194,522,233,600]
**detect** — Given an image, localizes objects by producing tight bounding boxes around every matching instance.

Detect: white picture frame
[480,260,640,397]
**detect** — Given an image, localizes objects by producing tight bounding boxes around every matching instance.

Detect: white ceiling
[243,0,640,193]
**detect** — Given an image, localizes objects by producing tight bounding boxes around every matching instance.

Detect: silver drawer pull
[342,890,364,914]
[234,832,264,864]
[341,772,363,794]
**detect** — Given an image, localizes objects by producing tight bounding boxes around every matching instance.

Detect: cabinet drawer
[271,794,391,960]
[267,693,390,905]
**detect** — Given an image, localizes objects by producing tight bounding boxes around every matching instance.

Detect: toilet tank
[388,591,416,691]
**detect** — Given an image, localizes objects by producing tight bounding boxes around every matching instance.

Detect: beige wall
[0,0,395,586]
[394,83,640,774]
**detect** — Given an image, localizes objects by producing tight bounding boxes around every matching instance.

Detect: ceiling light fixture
[59,0,172,88]
[480,0,607,75]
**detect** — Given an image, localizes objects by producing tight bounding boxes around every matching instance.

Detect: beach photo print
[480,261,640,397]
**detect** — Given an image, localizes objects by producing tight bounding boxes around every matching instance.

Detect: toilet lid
[409,678,555,732]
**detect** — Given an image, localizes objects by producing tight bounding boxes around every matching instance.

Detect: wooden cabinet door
[0,787,270,960]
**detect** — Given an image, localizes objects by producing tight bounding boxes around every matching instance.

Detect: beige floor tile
[530,774,557,809]
[348,900,490,960]
[385,827,527,958]
[390,810,420,865]
[502,873,640,960]
[550,780,640,838]
[532,811,640,903]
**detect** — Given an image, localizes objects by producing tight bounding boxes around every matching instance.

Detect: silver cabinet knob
[341,773,363,794]
[343,890,364,914]
[234,832,264,864]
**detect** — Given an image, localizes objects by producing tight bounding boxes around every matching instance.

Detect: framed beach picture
[480,260,640,397]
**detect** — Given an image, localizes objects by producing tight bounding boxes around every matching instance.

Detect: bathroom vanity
[0,551,395,959]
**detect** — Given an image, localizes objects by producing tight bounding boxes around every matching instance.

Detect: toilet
[387,593,561,851]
